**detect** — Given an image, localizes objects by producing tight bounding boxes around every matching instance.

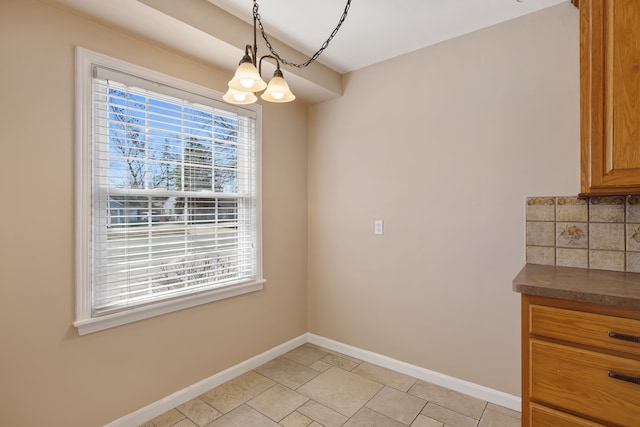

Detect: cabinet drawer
[531,339,640,427]
[530,304,640,357]
[530,403,605,427]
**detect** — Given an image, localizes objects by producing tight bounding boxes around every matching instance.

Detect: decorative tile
[556,223,588,249]
[526,221,556,247]
[589,223,625,251]
[556,197,588,222]
[590,250,625,272]
[526,246,555,265]
[627,224,640,252]
[526,197,556,221]
[556,248,588,269]
[527,197,556,205]
[627,196,640,223]
[627,252,640,273]
[522,194,640,272]
[590,196,625,223]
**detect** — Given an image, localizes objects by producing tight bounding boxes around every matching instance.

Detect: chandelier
[223,0,351,105]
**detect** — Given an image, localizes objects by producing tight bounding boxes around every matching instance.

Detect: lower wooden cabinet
[530,403,605,427]
[522,295,640,426]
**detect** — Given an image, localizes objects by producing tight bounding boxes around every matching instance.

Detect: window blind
[91,66,257,316]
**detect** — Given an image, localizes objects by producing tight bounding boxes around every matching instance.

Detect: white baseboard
[307,334,521,412]
[104,334,307,427]
[106,333,520,426]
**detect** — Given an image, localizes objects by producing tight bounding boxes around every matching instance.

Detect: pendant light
[224,0,351,105]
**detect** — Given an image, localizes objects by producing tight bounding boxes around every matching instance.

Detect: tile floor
[141,343,521,427]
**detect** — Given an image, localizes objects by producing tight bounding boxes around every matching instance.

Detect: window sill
[73,279,265,335]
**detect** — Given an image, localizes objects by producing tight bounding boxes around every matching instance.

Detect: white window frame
[74,47,264,335]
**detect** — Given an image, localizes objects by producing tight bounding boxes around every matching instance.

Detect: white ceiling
[48,0,569,102]
[207,0,568,73]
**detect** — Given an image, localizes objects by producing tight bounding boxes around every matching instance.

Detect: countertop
[513,264,640,310]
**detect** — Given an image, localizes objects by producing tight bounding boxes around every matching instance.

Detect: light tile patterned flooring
[141,343,521,427]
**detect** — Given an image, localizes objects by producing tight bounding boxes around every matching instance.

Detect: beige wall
[0,1,307,426]
[308,3,579,397]
[0,0,581,424]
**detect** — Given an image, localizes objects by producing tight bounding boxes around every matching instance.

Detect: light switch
[374,219,384,235]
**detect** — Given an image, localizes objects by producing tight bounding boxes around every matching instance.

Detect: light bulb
[261,69,295,103]
[240,79,254,89]
[223,87,257,105]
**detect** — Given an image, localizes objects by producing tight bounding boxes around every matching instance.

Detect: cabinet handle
[608,331,640,343]
[608,371,640,385]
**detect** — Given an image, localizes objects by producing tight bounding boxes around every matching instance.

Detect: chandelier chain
[253,0,351,69]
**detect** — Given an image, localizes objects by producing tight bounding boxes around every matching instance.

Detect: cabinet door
[581,0,640,194]
[530,304,640,357]
[530,339,640,427]
[530,403,606,427]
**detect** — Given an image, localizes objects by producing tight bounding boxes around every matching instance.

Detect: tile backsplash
[526,196,640,272]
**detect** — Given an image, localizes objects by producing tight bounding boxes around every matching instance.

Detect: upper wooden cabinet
[580,0,640,195]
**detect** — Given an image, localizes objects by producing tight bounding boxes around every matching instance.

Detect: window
[74,48,263,335]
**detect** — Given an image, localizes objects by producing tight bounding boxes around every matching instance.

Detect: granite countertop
[513,264,640,310]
